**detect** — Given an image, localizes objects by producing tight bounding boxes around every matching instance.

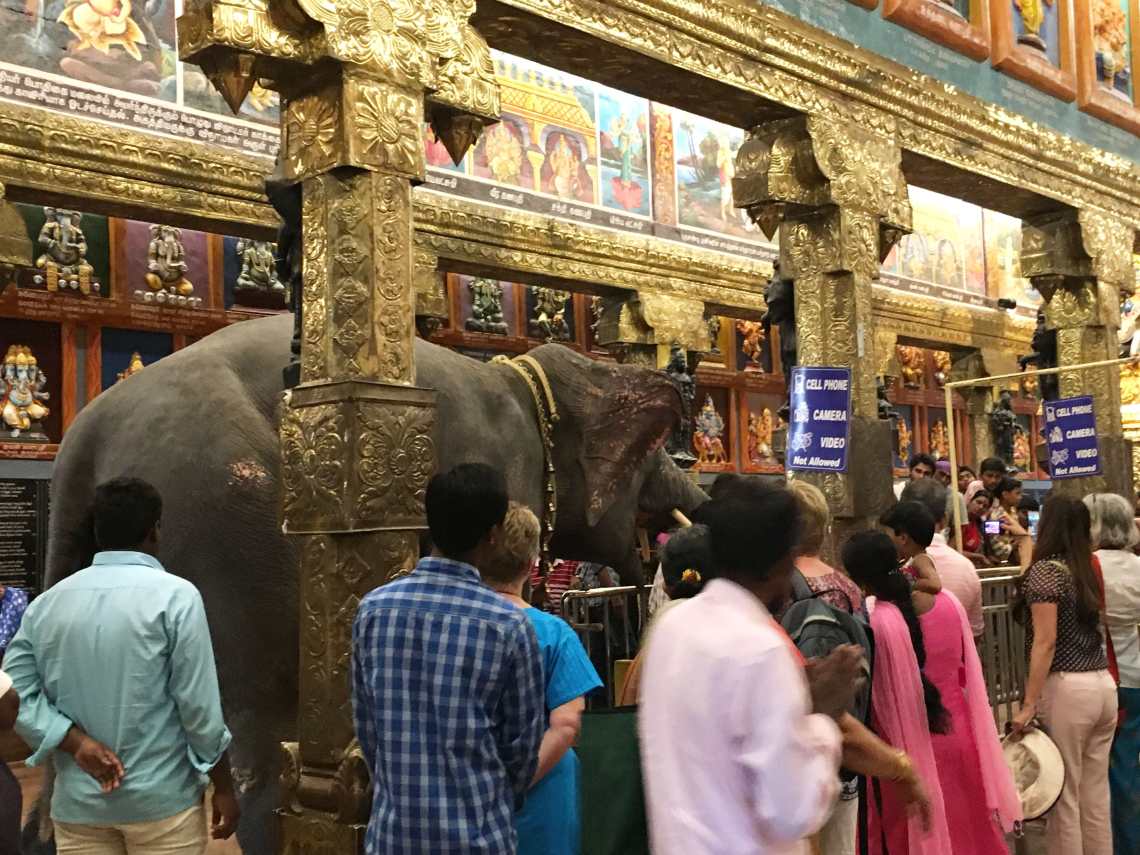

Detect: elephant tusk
[671,508,692,528]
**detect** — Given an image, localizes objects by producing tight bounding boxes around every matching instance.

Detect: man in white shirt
[639,483,858,854]
[901,479,984,638]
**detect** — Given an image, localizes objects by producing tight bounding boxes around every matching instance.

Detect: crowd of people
[0,457,1137,855]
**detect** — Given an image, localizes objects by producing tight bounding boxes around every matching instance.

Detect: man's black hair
[899,479,949,527]
[1018,495,1040,512]
[702,484,800,583]
[425,463,509,558]
[958,465,976,476]
[907,453,937,472]
[880,501,936,548]
[94,477,163,550]
[995,476,1023,501]
[979,457,1007,475]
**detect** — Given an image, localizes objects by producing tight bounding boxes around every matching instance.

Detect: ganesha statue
[693,394,728,466]
[34,208,100,295]
[1,345,50,441]
[140,225,201,308]
[530,287,570,341]
[235,239,282,293]
[466,278,508,335]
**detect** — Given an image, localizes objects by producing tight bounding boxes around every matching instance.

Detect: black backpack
[779,571,873,727]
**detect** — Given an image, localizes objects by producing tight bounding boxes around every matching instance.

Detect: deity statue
[1092,0,1129,93]
[141,225,201,307]
[664,345,696,469]
[265,154,303,387]
[898,346,925,388]
[877,377,898,420]
[466,278,509,335]
[1019,308,1058,401]
[747,408,776,466]
[0,345,50,441]
[706,314,721,354]
[1013,430,1032,472]
[932,351,952,388]
[693,394,728,466]
[990,389,1020,465]
[1022,372,1039,399]
[897,419,912,463]
[529,287,570,341]
[929,420,949,461]
[235,239,283,293]
[116,352,145,383]
[735,320,766,369]
[1016,0,1056,52]
[762,262,796,376]
[34,208,99,295]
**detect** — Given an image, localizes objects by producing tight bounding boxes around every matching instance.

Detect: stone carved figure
[877,377,898,420]
[235,240,283,293]
[116,352,145,383]
[34,208,99,295]
[265,156,303,387]
[990,389,1020,465]
[144,225,195,303]
[665,345,696,469]
[1018,308,1059,401]
[693,394,728,466]
[735,320,766,368]
[466,278,508,335]
[932,351,951,388]
[706,314,722,354]
[530,287,570,341]
[43,314,709,851]
[762,262,796,377]
[898,346,925,388]
[0,345,50,440]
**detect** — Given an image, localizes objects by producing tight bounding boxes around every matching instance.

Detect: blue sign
[788,367,851,473]
[1043,396,1101,480]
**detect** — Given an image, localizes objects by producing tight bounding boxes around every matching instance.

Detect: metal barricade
[560,586,648,708]
[978,569,1026,728]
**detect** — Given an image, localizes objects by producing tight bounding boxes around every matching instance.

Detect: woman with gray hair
[1084,491,1140,854]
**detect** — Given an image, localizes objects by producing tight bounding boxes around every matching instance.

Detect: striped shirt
[352,557,545,854]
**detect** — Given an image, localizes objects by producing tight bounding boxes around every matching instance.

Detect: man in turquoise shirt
[3,477,239,853]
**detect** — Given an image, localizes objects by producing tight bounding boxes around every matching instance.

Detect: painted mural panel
[597,89,651,217]
[882,186,986,294]
[1092,0,1134,97]
[982,209,1041,307]
[672,109,758,240]
[1013,0,1064,66]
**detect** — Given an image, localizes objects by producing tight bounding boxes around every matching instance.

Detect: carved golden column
[595,291,712,367]
[735,114,911,541]
[179,1,499,849]
[1022,210,1134,498]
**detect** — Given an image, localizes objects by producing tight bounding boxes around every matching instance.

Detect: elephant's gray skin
[39,313,705,854]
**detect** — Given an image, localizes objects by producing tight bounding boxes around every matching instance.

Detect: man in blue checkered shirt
[352,463,545,854]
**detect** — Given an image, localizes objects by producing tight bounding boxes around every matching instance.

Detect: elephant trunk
[639,449,707,518]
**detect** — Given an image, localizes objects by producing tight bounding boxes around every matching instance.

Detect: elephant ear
[531,345,682,527]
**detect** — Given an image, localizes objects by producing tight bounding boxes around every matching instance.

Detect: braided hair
[842,530,949,734]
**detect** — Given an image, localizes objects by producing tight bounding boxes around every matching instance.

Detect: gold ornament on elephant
[1,345,50,441]
[138,225,201,308]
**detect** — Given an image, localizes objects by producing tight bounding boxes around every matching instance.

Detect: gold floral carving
[356,400,435,524]
[1077,208,1135,293]
[281,402,345,527]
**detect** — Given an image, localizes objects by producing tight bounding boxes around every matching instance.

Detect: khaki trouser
[55,806,206,855]
[1039,669,1117,855]
[818,795,857,855]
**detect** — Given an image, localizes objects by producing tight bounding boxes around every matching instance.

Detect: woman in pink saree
[844,530,1020,853]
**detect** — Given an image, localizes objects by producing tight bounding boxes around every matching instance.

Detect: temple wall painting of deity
[982,209,1041,308]
[671,108,759,242]
[597,89,652,218]
[1013,0,1064,66]
[1092,0,1134,97]
[882,186,986,296]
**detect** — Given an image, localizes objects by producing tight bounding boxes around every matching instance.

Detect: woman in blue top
[484,502,603,855]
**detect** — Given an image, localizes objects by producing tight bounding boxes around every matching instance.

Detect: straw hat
[1003,727,1065,820]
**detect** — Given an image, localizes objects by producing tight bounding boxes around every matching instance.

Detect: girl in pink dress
[921,591,1022,854]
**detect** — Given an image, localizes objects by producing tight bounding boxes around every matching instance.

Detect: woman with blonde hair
[1084,492,1140,853]
[483,502,602,855]
[784,479,862,616]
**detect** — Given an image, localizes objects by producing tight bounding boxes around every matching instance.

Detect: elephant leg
[226,707,288,855]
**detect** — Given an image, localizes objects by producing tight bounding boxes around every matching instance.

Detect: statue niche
[693,394,729,467]
[465,278,508,335]
[236,240,284,294]
[1,345,50,441]
[139,225,202,308]
[34,208,100,295]
[529,287,570,341]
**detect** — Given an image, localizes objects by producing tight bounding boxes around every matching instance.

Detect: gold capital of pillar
[735,111,909,529]
[595,291,712,366]
[1022,208,1133,498]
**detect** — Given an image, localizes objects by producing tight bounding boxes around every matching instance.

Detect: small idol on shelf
[736,320,766,369]
[747,408,777,466]
[235,240,283,293]
[529,287,571,341]
[693,394,728,466]
[0,345,50,441]
[136,225,202,308]
[898,345,925,388]
[116,352,145,383]
[34,208,100,295]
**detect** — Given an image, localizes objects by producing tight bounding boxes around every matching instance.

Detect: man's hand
[1008,701,1037,740]
[211,787,240,840]
[804,645,862,721]
[61,728,124,793]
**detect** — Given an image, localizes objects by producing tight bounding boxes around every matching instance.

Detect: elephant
[34,313,706,854]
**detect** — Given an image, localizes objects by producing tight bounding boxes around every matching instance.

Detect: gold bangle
[889,750,913,782]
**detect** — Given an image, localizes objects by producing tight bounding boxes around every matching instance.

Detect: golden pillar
[178,0,499,848]
[1022,209,1134,498]
[595,291,712,368]
[734,114,911,540]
